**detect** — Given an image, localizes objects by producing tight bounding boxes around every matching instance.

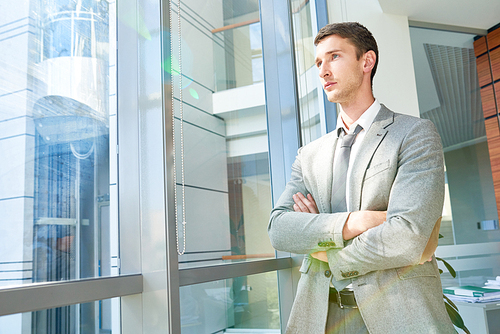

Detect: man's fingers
[307,193,316,204]
[293,192,319,213]
[296,192,319,214]
[293,194,309,212]
[306,194,319,213]
[296,193,311,212]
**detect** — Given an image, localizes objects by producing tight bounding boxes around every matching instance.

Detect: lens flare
[189,88,199,99]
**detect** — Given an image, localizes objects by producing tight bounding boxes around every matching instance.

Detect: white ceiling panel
[378,0,500,30]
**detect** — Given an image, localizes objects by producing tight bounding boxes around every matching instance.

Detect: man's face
[315,34,365,104]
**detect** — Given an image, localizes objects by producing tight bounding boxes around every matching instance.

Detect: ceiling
[377,0,500,31]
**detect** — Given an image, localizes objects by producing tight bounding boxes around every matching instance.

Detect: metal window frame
[161,0,181,332]
[179,258,293,287]
[259,0,302,331]
[0,275,143,317]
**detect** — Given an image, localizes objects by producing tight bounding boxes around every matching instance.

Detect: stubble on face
[325,69,363,105]
[316,35,365,106]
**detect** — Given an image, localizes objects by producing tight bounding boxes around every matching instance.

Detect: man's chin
[326,93,342,103]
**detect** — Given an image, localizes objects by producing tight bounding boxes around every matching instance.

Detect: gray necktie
[331,124,363,213]
[330,124,362,291]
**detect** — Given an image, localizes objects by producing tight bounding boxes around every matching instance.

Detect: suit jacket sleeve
[268,147,349,254]
[327,119,445,281]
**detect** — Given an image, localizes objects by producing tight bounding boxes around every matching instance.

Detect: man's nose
[319,65,330,78]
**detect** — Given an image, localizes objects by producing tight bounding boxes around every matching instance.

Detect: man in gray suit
[268,22,455,333]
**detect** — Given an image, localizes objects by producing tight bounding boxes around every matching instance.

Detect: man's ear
[363,50,376,74]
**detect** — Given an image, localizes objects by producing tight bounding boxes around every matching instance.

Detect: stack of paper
[485,276,500,288]
[443,285,500,303]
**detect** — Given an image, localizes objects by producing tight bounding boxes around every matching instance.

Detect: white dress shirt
[333,99,381,211]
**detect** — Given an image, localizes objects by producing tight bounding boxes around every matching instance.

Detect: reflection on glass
[43,6,109,60]
[410,27,500,287]
[180,272,279,333]
[214,20,263,91]
[171,0,273,268]
[0,298,120,334]
[291,0,324,145]
[0,0,118,329]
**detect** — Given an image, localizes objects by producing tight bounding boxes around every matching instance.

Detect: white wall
[327,0,420,117]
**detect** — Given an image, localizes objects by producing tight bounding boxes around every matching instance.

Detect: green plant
[436,234,470,334]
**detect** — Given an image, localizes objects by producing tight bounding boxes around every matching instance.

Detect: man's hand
[310,251,328,262]
[292,192,319,214]
[343,211,386,240]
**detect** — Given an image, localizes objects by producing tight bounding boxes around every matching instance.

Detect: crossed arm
[292,192,386,262]
[292,192,434,264]
[268,120,443,280]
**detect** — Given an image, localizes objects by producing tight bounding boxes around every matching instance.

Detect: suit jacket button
[341,272,347,278]
[318,242,323,247]
[324,270,331,278]
[353,271,359,276]
[329,242,335,246]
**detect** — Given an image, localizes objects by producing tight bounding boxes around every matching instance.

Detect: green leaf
[445,301,462,327]
[439,233,444,239]
[445,302,471,334]
[436,257,456,278]
[443,294,458,311]
[439,269,443,274]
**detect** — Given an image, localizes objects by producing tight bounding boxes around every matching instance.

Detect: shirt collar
[335,99,381,138]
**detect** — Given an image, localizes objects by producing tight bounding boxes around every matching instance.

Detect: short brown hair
[314,22,378,84]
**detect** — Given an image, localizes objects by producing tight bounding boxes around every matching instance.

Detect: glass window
[410,27,500,287]
[291,0,326,144]
[170,0,274,268]
[180,272,279,333]
[0,0,118,292]
[0,297,120,333]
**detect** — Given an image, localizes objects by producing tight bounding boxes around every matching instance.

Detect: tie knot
[339,124,363,148]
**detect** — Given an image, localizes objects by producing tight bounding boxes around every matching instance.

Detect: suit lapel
[311,132,338,213]
[349,105,394,211]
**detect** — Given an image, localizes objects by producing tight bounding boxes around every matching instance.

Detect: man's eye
[316,62,322,68]
[332,54,339,60]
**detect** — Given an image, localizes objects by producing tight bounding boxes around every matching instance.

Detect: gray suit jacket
[268,105,455,334]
